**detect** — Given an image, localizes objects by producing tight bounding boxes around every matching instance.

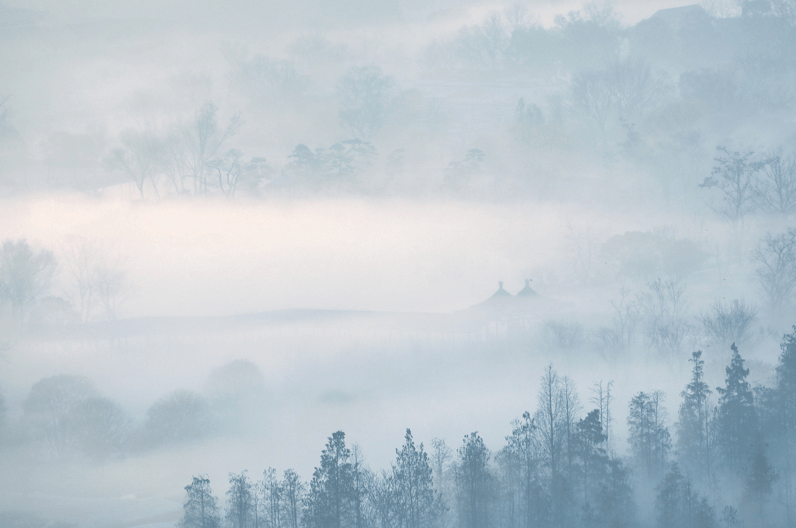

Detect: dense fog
[2,0,796,527]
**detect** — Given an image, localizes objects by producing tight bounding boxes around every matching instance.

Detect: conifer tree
[677,351,715,480]
[627,391,671,479]
[591,458,634,528]
[769,328,796,523]
[655,463,718,528]
[455,432,493,528]
[304,431,357,528]
[391,429,439,528]
[716,343,757,471]
[744,434,777,524]
[576,409,608,505]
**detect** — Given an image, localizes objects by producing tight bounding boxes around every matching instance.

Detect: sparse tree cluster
[0,237,128,324]
[160,331,796,528]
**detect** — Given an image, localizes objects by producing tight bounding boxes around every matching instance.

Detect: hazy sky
[4,0,689,29]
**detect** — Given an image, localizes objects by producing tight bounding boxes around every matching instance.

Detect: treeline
[4,3,796,202]
[177,330,796,528]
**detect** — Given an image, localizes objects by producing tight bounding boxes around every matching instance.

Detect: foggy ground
[0,195,782,527]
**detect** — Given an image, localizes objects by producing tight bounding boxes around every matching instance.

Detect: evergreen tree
[576,409,608,505]
[677,351,715,480]
[744,435,777,524]
[716,343,757,471]
[304,431,358,528]
[391,429,439,528]
[655,463,717,528]
[179,475,221,528]
[454,432,493,528]
[627,391,671,479]
[227,471,255,528]
[590,458,634,528]
[769,327,796,523]
[655,464,686,528]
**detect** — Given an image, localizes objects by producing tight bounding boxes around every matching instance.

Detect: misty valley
[2,0,796,527]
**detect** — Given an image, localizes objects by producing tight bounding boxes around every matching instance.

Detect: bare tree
[560,376,582,483]
[590,380,614,449]
[503,3,531,32]
[95,263,127,321]
[0,239,57,320]
[699,299,758,351]
[700,0,742,18]
[595,287,640,358]
[638,278,692,360]
[163,133,189,194]
[61,238,98,323]
[570,70,614,133]
[700,146,765,225]
[606,59,668,119]
[282,469,305,528]
[207,149,245,196]
[565,222,598,285]
[570,59,667,133]
[755,147,796,216]
[457,13,510,71]
[180,102,241,194]
[543,319,586,351]
[753,228,796,312]
[337,66,395,140]
[107,128,166,199]
[61,238,128,322]
[535,364,565,481]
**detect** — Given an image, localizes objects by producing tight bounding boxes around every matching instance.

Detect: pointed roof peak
[516,278,539,297]
[492,281,512,297]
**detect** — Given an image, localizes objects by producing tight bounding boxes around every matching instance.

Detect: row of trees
[543,277,759,362]
[0,238,126,324]
[105,101,394,199]
[177,331,796,528]
[107,102,256,199]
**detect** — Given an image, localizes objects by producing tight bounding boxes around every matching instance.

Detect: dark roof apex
[516,278,539,297]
